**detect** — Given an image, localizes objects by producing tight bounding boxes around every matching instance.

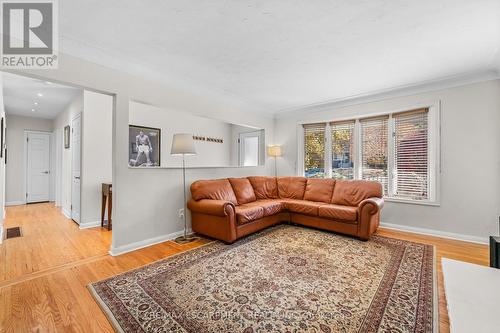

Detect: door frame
[23,130,53,204]
[70,112,82,224]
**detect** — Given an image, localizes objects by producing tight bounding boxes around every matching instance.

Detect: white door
[71,114,81,223]
[239,131,261,166]
[26,132,51,203]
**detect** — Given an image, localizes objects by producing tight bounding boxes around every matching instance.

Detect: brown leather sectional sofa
[187,176,384,243]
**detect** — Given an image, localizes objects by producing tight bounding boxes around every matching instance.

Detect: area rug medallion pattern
[89,225,436,332]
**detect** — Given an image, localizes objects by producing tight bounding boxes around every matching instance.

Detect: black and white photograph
[128,125,161,167]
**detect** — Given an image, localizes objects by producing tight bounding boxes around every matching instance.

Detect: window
[393,109,429,200]
[301,107,437,203]
[331,121,355,179]
[303,123,326,178]
[360,116,389,193]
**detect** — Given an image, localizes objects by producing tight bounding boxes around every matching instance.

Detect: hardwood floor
[0,203,489,332]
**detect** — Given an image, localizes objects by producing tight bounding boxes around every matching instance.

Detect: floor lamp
[171,133,197,244]
[267,145,282,177]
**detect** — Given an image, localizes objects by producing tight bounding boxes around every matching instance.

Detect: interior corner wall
[53,91,83,217]
[5,114,53,205]
[80,90,113,226]
[15,53,275,254]
[274,79,500,241]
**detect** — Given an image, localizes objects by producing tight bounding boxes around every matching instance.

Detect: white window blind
[393,109,429,200]
[360,116,389,194]
[330,121,355,179]
[303,123,326,178]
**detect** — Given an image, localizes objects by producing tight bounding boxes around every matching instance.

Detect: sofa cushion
[256,199,286,216]
[235,203,265,225]
[303,178,336,203]
[284,199,322,216]
[191,179,238,205]
[331,180,383,206]
[277,177,307,199]
[247,176,278,199]
[319,204,358,222]
[228,178,256,204]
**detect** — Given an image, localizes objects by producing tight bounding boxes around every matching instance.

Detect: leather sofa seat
[235,203,265,224]
[318,204,358,222]
[256,199,286,216]
[284,199,323,216]
[188,176,384,243]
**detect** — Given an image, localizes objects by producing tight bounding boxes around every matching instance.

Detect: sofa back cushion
[228,178,256,204]
[277,177,307,199]
[331,180,382,206]
[247,176,278,199]
[190,179,238,205]
[303,178,336,203]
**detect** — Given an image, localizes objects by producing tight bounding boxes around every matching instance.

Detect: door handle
[74,176,80,179]
[42,171,50,174]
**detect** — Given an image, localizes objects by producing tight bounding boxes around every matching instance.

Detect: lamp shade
[267,145,282,157]
[171,133,196,155]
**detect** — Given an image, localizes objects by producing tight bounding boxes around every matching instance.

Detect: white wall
[129,101,233,167]
[5,115,53,205]
[81,90,113,226]
[274,79,500,242]
[13,52,275,255]
[53,91,83,216]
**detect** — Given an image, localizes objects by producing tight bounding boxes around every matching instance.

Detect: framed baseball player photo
[128,125,161,167]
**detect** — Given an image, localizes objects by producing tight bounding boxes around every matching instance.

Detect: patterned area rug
[89,225,437,332]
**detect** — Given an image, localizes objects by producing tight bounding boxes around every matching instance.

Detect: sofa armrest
[357,197,384,240]
[187,199,235,217]
[358,197,384,213]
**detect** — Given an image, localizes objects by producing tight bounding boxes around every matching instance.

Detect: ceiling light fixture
[34,102,38,105]
[37,93,43,97]
[45,81,52,85]
[31,108,35,112]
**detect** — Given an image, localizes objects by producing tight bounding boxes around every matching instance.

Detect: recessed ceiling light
[31,108,35,112]
[45,81,52,85]
[34,102,38,105]
[37,93,43,97]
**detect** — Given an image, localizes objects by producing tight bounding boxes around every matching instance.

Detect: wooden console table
[101,183,112,230]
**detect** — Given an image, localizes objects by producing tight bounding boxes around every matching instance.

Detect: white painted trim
[78,220,101,229]
[0,225,3,244]
[5,200,26,206]
[379,222,488,245]
[109,228,193,256]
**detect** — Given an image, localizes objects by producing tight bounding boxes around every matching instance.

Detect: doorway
[238,130,263,167]
[25,131,51,203]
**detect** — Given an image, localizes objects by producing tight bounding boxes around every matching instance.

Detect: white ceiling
[59,0,500,114]
[2,73,81,119]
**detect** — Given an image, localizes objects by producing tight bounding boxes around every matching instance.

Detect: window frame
[298,101,441,206]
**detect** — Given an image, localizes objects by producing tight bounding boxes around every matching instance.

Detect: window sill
[383,197,440,207]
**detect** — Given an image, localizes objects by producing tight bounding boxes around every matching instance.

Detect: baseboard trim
[109,229,193,257]
[379,222,488,245]
[62,208,71,219]
[5,201,26,207]
[79,221,102,229]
